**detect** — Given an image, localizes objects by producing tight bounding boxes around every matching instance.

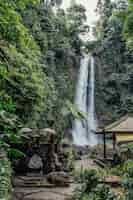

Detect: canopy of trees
[0,0,89,151]
[92,0,133,124]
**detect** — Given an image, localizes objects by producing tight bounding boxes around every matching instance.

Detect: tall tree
[123,0,133,49]
[93,0,133,124]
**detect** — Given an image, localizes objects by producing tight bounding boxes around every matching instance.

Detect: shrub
[0,154,12,200]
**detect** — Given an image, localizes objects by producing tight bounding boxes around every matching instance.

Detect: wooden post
[112,133,116,151]
[103,130,106,159]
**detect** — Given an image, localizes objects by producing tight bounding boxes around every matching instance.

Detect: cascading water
[72,54,89,146]
[72,54,98,146]
[87,56,98,146]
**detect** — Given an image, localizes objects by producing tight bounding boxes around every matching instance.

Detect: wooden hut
[96,115,133,159]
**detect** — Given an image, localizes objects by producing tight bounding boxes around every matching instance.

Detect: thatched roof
[96,115,133,134]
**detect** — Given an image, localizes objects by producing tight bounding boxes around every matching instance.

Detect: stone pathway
[13,183,79,200]
[75,157,98,171]
[13,158,96,200]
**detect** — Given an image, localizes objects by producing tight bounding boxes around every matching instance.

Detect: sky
[61,0,99,39]
[62,0,98,25]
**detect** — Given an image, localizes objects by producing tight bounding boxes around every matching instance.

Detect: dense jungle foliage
[0,0,89,151]
[93,0,133,125]
[0,0,132,152]
[0,0,133,200]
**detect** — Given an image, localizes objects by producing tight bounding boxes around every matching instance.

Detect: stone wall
[13,128,69,175]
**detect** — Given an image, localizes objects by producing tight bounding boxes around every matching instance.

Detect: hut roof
[97,115,133,134]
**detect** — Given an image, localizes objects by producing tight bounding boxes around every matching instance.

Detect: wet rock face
[13,128,68,175]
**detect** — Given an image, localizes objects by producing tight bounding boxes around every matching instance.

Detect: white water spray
[72,55,89,146]
[72,54,98,146]
[87,56,98,146]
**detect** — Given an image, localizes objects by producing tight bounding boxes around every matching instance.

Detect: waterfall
[72,54,98,146]
[87,56,98,146]
[72,54,89,146]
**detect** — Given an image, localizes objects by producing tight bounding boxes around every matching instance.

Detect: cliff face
[94,50,133,127]
[87,0,133,128]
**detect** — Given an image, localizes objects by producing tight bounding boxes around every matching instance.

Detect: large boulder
[46,171,71,186]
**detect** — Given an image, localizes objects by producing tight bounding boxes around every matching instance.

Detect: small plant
[123,159,133,176]
[120,143,133,160]
[110,164,124,176]
[83,169,99,193]
[121,160,133,200]
[95,184,118,200]
[0,156,12,200]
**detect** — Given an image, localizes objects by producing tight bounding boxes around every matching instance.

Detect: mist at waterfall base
[72,55,98,146]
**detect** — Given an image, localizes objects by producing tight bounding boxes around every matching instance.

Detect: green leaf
[64,100,87,120]
[8,149,25,158]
